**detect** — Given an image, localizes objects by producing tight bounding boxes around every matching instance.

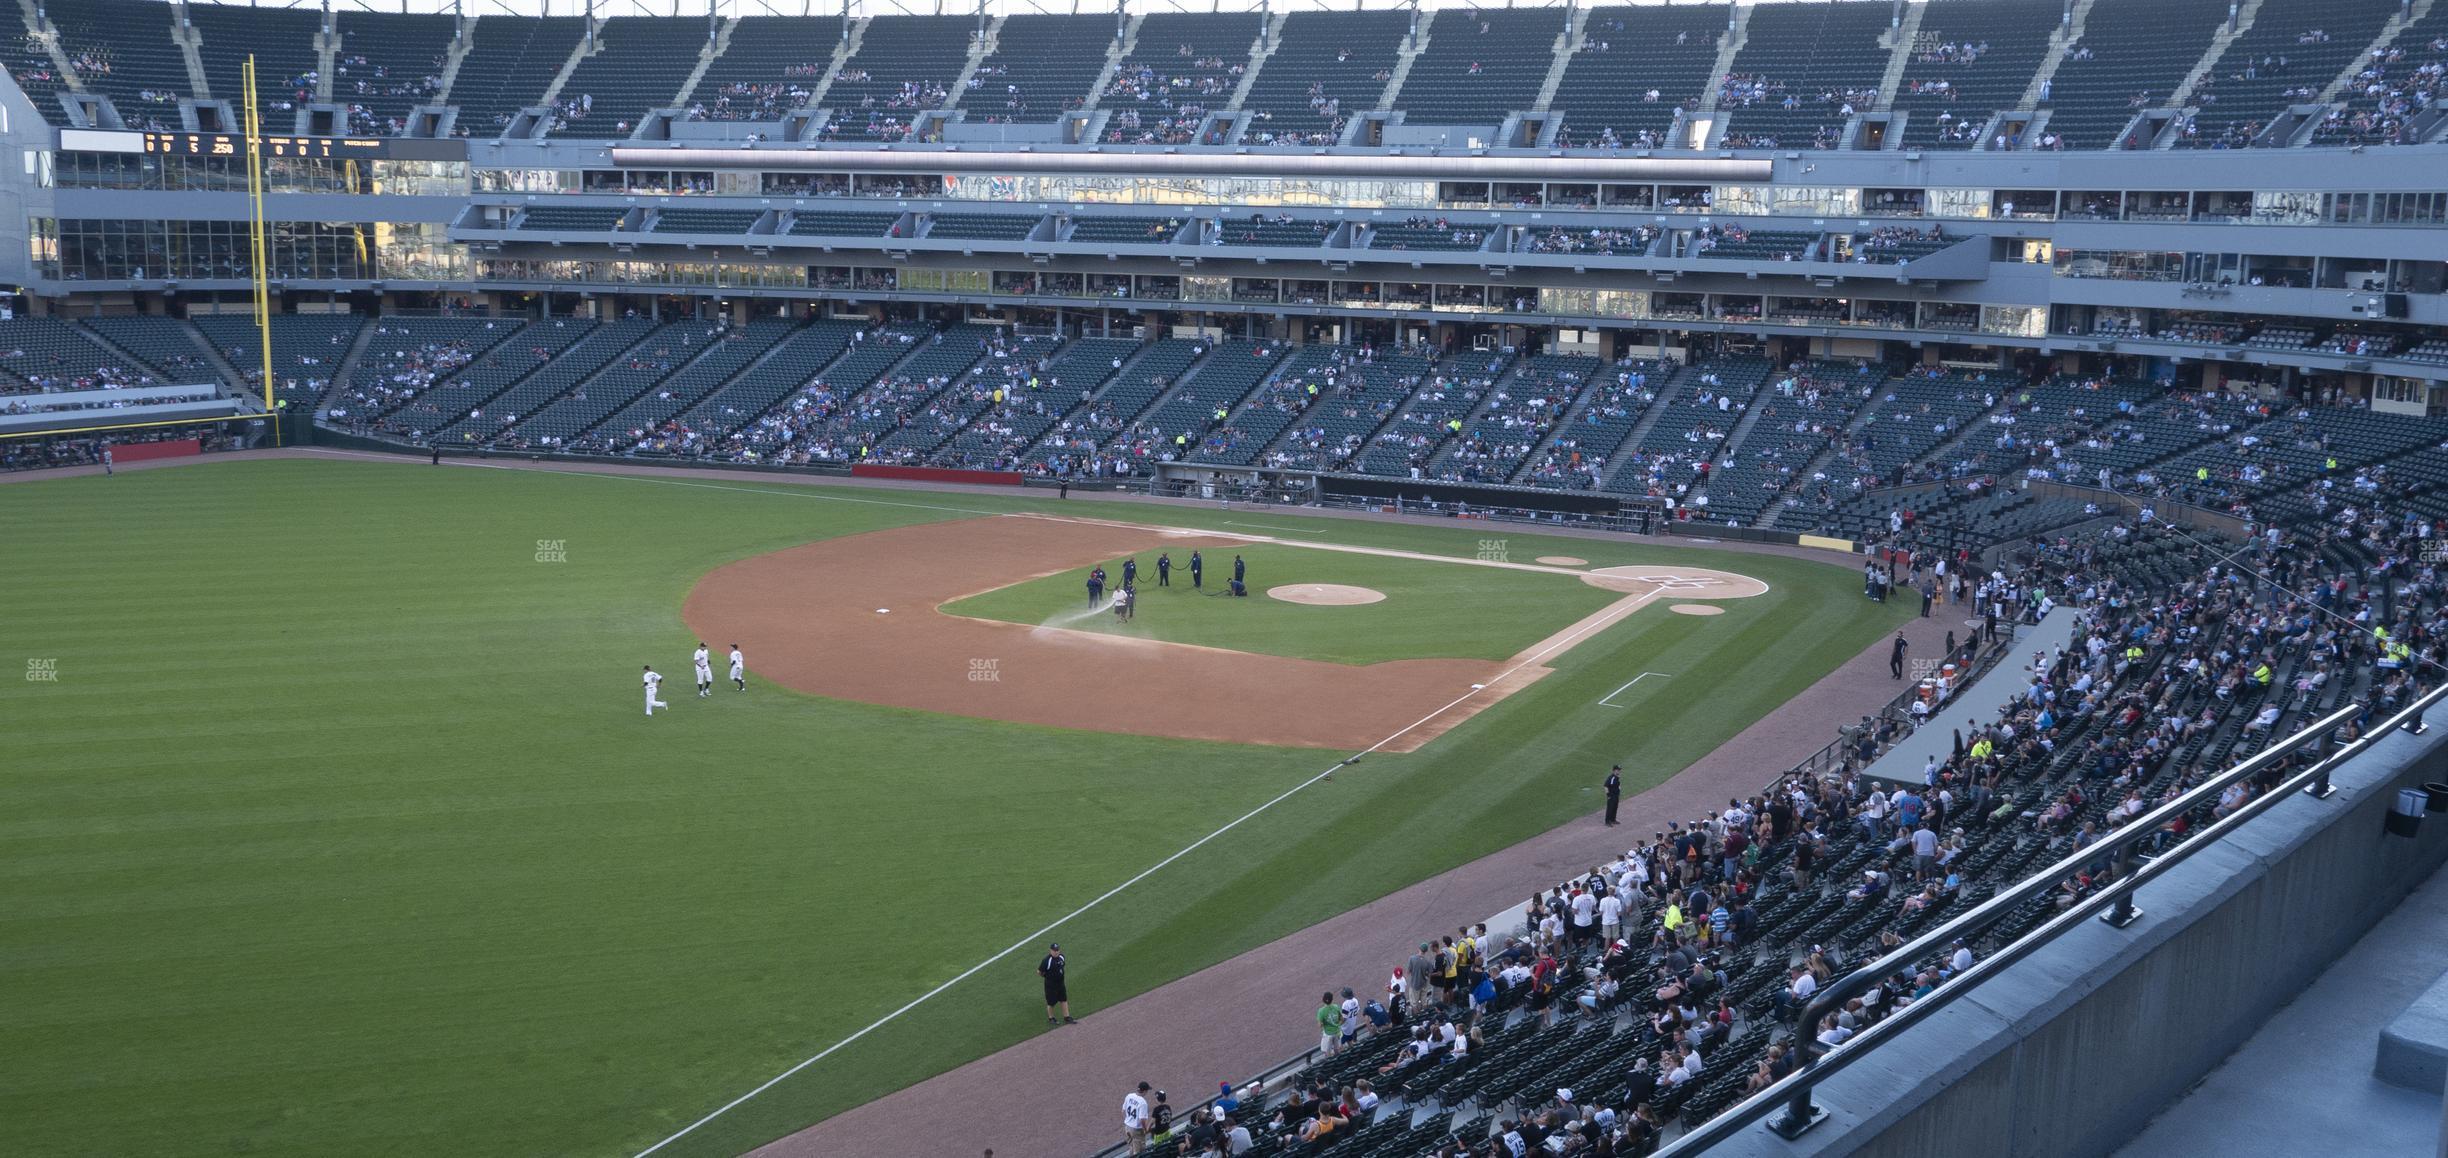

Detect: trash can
[2424,782,2448,813]
[2385,788,2426,838]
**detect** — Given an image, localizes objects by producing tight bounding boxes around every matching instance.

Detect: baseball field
[0,453,1910,1157]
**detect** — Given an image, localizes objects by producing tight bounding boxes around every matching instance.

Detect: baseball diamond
[4,0,2447,1154]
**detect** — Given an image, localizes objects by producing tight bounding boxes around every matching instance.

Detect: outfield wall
[1705,727,2448,1158]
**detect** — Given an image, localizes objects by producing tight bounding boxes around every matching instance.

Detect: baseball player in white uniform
[728,644,746,692]
[693,643,714,698]
[642,665,669,715]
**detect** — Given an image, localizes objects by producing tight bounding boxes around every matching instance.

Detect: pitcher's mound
[1269,583,1387,606]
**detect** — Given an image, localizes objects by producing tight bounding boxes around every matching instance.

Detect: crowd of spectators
[1124,476,2448,1154]
[1523,226,1657,257]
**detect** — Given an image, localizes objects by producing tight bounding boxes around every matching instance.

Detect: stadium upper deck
[14,0,2446,151]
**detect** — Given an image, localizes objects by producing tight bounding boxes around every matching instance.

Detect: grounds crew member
[1603,765,1623,826]
[1040,942,1074,1026]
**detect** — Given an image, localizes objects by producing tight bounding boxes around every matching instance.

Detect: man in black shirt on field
[1039,942,1075,1026]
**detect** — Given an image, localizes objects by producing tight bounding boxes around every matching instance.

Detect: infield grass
[0,455,1909,1158]
[943,544,1624,664]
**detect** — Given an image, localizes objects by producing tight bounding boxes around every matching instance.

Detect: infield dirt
[683,515,1761,751]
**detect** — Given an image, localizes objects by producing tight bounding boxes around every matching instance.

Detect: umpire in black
[1040,942,1075,1026]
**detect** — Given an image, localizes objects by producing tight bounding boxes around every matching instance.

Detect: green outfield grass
[0,457,1909,1158]
[943,544,1623,664]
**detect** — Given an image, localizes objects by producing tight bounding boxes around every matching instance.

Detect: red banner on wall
[111,439,202,463]
[850,464,1025,487]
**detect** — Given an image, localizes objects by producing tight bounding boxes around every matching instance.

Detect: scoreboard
[139,133,397,159]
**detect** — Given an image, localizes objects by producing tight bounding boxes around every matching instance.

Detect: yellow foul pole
[243,55,279,445]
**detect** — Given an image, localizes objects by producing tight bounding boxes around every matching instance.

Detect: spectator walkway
[748,610,1958,1158]
[2113,859,2448,1158]
[1856,604,2080,787]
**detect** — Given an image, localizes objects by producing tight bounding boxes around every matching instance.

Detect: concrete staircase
[1082,13,1143,111]
[1875,1,1931,110]
[319,317,383,411]
[1692,5,1751,145]
[2319,0,2436,104]
[313,8,338,102]
[940,15,1004,112]
[669,17,739,112]
[535,19,602,114]
[21,0,85,99]
[1377,9,1431,109]
[1908,391,2016,478]
[2015,0,2100,109]
[171,3,211,101]
[1503,361,1667,487]
[2169,0,2268,110]
[1743,383,1885,527]
[430,15,476,107]
[1594,365,1700,492]
[1677,378,1786,511]
[802,18,866,113]
[1532,6,1591,112]
[1224,14,1284,112]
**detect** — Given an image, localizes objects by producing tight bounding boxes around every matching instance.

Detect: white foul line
[295,449,1697,1155]
[632,577,1670,1157]
[1599,671,1673,707]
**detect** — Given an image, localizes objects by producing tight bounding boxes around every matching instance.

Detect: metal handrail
[1657,684,2441,1153]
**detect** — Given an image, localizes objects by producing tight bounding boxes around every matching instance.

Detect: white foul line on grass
[296,448,1695,1155]
[631,580,1670,1157]
[1598,671,1674,707]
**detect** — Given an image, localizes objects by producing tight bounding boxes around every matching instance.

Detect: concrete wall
[1707,727,2448,1158]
